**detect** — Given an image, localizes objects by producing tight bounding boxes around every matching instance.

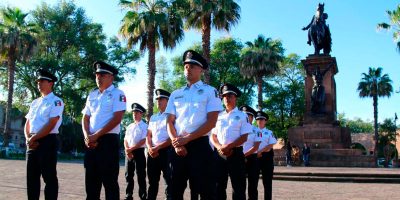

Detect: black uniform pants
[125,147,147,200]
[169,136,216,200]
[26,134,58,200]
[215,147,246,200]
[259,150,274,200]
[147,146,172,200]
[84,134,120,200]
[245,154,259,200]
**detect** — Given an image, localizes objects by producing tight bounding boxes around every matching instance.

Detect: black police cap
[155,89,171,100]
[36,69,58,82]
[219,83,242,97]
[131,103,146,113]
[93,60,118,75]
[239,105,256,117]
[182,50,208,69]
[255,110,269,120]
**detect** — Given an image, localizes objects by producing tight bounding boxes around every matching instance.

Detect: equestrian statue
[302,3,332,55]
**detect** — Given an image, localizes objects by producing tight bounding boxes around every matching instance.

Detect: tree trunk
[373,94,379,166]
[256,75,263,110]
[146,35,156,122]
[3,49,16,148]
[201,12,211,84]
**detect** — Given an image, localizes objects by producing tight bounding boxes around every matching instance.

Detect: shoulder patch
[54,100,62,106]
[258,131,262,137]
[119,94,126,102]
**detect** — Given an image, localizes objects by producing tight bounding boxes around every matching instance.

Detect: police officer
[165,50,223,200]
[146,89,172,200]
[25,69,64,200]
[256,111,277,200]
[82,61,126,200]
[211,83,251,200]
[239,105,262,200]
[124,103,148,200]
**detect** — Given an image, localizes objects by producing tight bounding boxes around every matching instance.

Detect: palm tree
[240,35,284,110]
[377,4,400,52]
[119,0,184,120]
[183,0,240,83]
[357,67,393,161]
[0,7,37,147]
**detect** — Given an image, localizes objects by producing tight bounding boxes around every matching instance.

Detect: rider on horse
[302,3,332,55]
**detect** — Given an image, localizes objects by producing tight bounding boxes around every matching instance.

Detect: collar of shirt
[223,107,239,115]
[97,84,115,94]
[184,80,204,90]
[42,92,55,100]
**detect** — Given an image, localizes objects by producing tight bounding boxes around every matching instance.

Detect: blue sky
[2,0,400,123]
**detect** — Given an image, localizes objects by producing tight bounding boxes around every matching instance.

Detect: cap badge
[186,51,193,59]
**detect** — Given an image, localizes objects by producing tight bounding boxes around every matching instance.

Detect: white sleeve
[165,92,176,116]
[113,90,127,112]
[206,87,223,113]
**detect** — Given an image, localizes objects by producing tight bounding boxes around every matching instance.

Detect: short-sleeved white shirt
[148,112,169,146]
[258,127,277,151]
[125,120,148,147]
[81,85,126,134]
[243,125,262,154]
[25,92,64,134]
[165,80,223,136]
[212,107,252,146]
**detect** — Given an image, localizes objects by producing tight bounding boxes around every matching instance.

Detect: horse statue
[302,3,332,55]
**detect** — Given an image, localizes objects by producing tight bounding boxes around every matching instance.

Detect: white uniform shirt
[243,125,262,154]
[165,80,223,136]
[125,120,148,148]
[25,92,64,134]
[212,107,252,146]
[148,112,169,146]
[258,127,277,151]
[81,85,126,134]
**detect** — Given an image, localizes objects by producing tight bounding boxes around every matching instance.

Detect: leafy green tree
[377,4,400,52]
[119,0,184,120]
[181,0,240,83]
[156,55,174,92]
[0,7,37,147]
[264,53,304,140]
[378,118,397,158]
[210,37,253,106]
[240,35,284,110]
[357,67,393,159]
[12,1,139,153]
[107,36,140,77]
[379,118,397,144]
[338,113,374,133]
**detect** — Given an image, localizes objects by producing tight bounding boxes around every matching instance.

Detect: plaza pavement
[0,159,399,200]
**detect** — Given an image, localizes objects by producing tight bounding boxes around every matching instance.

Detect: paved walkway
[0,159,399,200]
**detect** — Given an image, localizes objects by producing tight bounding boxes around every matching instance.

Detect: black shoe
[124,197,133,200]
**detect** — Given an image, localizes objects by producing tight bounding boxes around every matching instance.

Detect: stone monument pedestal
[288,55,375,167]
